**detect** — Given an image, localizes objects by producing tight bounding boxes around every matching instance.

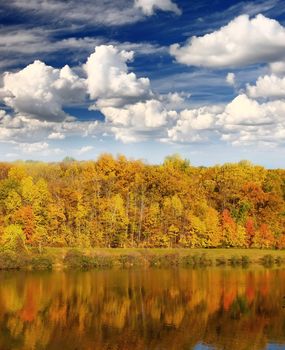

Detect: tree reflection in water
[0,267,284,350]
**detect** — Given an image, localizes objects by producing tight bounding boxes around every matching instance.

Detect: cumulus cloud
[170,14,285,68]
[166,89,285,147]
[13,141,64,157]
[217,94,285,146]
[100,98,178,142]
[110,127,140,143]
[3,41,285,151]
[167,105,223,143]
[218,94,272,127]
[48,132,65,140]
[1,60,86,122]
[134,0,181,15]
[77,145,94,155]
[0,44,178,147]
[269,61,285,75]
[226,72,236,86]
[18,142,49,154]
[84,45,151,108]
[0,112,101,144]
[247,74,285,98]
[101,99,177,128]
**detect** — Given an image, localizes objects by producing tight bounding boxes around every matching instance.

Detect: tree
[1,224,27,253]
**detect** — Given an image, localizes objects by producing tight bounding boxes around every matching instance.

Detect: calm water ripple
[0,267,285,350]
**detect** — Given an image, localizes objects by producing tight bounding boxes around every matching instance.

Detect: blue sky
[1,0,285,167]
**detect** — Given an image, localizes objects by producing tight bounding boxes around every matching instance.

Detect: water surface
[0,267,285,350]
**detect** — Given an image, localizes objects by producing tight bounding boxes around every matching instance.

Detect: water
[0,267,285,350]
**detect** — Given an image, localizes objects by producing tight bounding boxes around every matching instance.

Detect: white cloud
[226,72,236,86]
[167,105,222,143]
[166,91,285,147]
[0,29,47,54]
[218,94,271,126]
[101,99,177,128]
[2,60,85,122]
[18,142,49,154]
[158,92,191,110]
[0,113,101,145]
[247,74,285,98]
[9,0,180,28]
[5,153,20,158]
[269,61,285,75]
[16,142,64,156]
[48,132,65,140]
[84,45,151,108]
[170,14,285,68]
[2,42,285,151]
[0,27,167,71]
[77,145,94,155]
[0,44,179,147]
[134,0,181,15]
[110,127,139,143]
[9,0,142,27]
[217,94,285,146]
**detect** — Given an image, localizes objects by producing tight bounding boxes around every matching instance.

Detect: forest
[0,154,285,250]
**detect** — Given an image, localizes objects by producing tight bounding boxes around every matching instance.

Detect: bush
[275,256,284,265]
[31,255,53,270]
[118,254,144,267]
[260,254,274,267]
[216,256,227,266]
[162,253,179,267]
[92,254,114,268]
[64,249,93,269]
[181,255,195,266]
[0,251,21,270]
[241,255,251,266]
[228,255,242,266]
[181,254,212,267]
[148,253,179,267]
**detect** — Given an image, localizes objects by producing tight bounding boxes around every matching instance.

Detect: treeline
[0,154,285,249]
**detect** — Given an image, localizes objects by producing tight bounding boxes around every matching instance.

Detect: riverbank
[1,248,285,270]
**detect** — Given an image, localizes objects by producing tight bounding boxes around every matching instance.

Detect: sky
[1,0,285,167]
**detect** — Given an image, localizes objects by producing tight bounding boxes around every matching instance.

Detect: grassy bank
[1,248,285,271]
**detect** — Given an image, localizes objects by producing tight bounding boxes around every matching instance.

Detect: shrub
[198,253,212,267]
[31,255,53,270]
[148,253,180,268]
[228,255,242,266]
[147,254,162,267]
[181,255,195,266]
[162,253,179,267]
[260,254,274,267]
[118,254,144,267]
[216,256,227,266]
[241,255,251,266]
[64,249,93,269]
[0,251,21,269]
[181,254,212,267]
[275,256,284,265]
[92,254,114,268]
